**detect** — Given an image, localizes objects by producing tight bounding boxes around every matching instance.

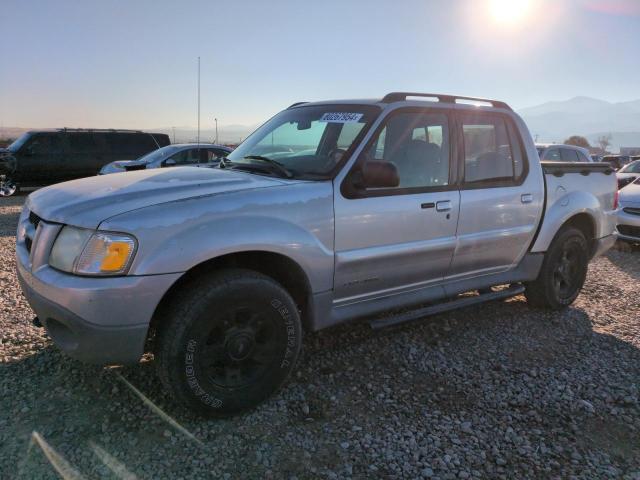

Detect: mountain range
[518,96,640,151]
[3,96,639,152]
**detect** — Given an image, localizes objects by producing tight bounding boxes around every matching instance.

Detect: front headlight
[49,226,137,276]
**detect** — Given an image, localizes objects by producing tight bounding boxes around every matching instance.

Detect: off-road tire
[155,268,302,417]
[525,227,589,309]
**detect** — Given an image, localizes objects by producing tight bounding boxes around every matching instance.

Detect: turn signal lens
[75,233,136,275]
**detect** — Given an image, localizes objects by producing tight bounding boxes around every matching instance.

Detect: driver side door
[333,108,460,306]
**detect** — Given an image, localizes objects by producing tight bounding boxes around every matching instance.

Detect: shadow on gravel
[2,297,639,478]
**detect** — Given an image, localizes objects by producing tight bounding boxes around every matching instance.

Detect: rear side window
[461,115,524,184]
[68,133,98,153]
[107,133,157,158]
[576,151,590,162]
[560,148,580,162]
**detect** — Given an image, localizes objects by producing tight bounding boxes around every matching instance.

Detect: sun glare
[489,0,533,24]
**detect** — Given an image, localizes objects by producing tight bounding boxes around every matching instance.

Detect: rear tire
[155,269,302,417]
[525,227,589,309]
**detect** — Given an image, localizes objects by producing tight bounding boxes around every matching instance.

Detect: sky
[1,0,639,130]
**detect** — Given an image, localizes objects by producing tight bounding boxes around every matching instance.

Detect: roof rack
[381,92,511,110]
[287,102,308,109]
[57,128,146,133]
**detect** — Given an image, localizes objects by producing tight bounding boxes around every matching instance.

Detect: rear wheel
[525,227,589,309]
[155,269,302,417]
[0,177,18,197]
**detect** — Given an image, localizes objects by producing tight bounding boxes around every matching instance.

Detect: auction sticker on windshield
[319,112,364,123]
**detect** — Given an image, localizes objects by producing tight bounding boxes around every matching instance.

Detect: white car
[617,178,640,242]
[616,160,640,189]
[536,144,592,163]
[99,143,232,175]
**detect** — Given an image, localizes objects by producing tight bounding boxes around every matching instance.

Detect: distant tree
[597,134,612,154]
[563,135,590,149]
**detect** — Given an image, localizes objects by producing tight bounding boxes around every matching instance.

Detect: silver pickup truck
[16,92,618,416]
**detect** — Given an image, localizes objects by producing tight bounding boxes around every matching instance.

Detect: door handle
[521,193,533,204]
[436,200,452,212]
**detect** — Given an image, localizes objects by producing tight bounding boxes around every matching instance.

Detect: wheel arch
[148,250,315,342]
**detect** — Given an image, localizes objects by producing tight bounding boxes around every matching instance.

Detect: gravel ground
[1,194,639,480]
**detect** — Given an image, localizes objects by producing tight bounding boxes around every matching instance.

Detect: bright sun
[489,0,533,24]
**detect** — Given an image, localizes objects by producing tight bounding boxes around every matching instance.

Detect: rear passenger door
[447,113,543,279]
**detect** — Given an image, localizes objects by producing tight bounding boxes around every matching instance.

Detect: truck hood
[28,167,289,228]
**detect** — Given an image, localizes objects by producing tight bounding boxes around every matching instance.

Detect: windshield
[226,105,380,179]
[620,160,640,173]
[8,132,33,152]
[135,145,182,163]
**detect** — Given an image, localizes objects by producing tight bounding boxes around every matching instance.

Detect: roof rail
[287,102,308,109]
[57,128,146,133]
[381,92,511,110]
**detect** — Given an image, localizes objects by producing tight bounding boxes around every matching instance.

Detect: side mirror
[353,160,399,189]
[163,158,177,167]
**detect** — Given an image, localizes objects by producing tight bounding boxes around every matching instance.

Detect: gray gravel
[1,194,639,479]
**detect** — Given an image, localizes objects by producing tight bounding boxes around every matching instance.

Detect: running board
[369,284,525,329]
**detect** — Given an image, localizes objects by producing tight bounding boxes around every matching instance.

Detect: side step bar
[369,284,525,329]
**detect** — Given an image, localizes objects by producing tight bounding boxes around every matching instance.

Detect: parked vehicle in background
[536,143,592,162]
[601,155,631,170]
[99,144,232,175]
[616,160,640,189]
[591,154,603,162]
[17,92,618,417]
[0,129,170,196]
[617,178,640,243]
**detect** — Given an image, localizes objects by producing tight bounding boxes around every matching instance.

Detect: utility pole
[171,127,176,144]
[197,56,200,145]
[214,118,218,144]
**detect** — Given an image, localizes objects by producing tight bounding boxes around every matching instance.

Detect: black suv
[0,129,170,196]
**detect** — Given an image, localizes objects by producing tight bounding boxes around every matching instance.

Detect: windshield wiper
[243,155,294,179]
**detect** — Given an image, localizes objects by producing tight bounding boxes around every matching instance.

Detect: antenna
[197,56,201,145]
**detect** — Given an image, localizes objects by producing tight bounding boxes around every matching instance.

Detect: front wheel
[155,269,302,417]
[525,227,589,309]
[0,177,18,197]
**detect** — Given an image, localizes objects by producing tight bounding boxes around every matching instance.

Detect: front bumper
[16,214,182,364]
[617,207,640,242]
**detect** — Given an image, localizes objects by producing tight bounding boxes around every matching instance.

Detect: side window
[336,123,365,149]
[362,111,450,189]
[576,151,590,162]
[543,148,561,161]
[462,116,519,184]
[560,148,580,162]
[169,149,199,165]
[27,134,63,154]
[68,133,97,153]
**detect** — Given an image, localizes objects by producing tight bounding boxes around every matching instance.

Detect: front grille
[617,225,640,238]
[623,207,640,216]
[29,211,42,229]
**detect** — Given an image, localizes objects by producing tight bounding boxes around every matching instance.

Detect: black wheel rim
[553,242,582,299]
[199,306,280,389]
